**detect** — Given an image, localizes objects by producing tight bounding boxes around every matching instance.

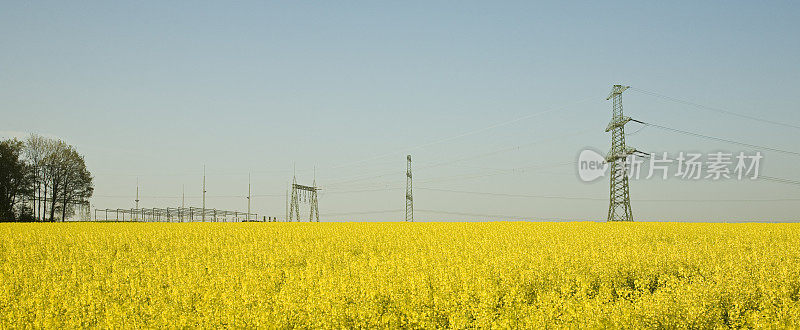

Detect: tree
[57,147,93,221]
[43,140,68,221]
[24,134,54,221]
[22,135,93,222]
[0,139,32,221]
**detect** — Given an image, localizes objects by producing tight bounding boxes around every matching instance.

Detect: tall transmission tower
[289,169,320,222]
[406,155,413,222]
[605,85,640,222]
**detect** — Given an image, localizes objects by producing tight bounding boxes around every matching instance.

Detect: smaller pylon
[135,177,140,209]
[202,165,207,222]
[247,173,251,221]
[406,155,413,222]
[310,173,319,222]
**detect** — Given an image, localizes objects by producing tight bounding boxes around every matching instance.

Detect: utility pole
[136,176,139,209]
[247,173,251,221]
[135,177,140,209]
[133,177,140,221]
[202,165,206,222]
[182,184,185,209]
[605,85,640,222]
[406,155,413,222]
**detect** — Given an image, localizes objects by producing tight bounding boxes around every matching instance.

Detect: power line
[326,97,598,171]
[251,193,288,197]
[627,147,800,190]
[322,209,404,217]
[94,193,282,199]
[93,167,294,178]
[418,187,800,202]
[325,129,591,189]
[93,98,598,199]
[323,169,402,188]
[416,161,577,185]
[416,129,592,172]
[634,120,800,157]
[419,187,603,200]
[324,187,403,194]
[93,187,402,200]
[327,160,576,191]
[759,175,800,186]
[415,209,585,221]
[630,87,800,131]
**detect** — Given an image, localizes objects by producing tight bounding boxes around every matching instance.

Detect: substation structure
[289,174,320,222]
[94,207,258,222]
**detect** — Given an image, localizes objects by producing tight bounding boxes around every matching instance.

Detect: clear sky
[2,1,799,221]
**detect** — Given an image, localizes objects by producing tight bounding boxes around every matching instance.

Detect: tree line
[0,134,93,222]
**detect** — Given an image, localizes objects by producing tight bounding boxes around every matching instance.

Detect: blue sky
[2,1,799,221]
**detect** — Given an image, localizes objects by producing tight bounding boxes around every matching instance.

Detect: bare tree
[24,134,55,220]
[43,141,67,221]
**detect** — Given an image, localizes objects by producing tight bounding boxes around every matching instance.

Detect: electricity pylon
[135,177,140,221]
[247,173,251,221]
[289,170,320,222]
[285,182,289,222]
[135,177,140,209]
[202,165,207,222]
[605,85,639,222]
[310,175,319,221]
[405,155,413,222]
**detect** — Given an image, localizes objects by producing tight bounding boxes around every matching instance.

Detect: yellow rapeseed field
[1,222,799,328]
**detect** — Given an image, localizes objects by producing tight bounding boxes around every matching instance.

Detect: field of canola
[1,222,799,328]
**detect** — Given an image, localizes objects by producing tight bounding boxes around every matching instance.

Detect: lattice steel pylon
[405,155,413,222]
[605,85,638,222]
[135,177,140,209]
[289,172,320,222]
